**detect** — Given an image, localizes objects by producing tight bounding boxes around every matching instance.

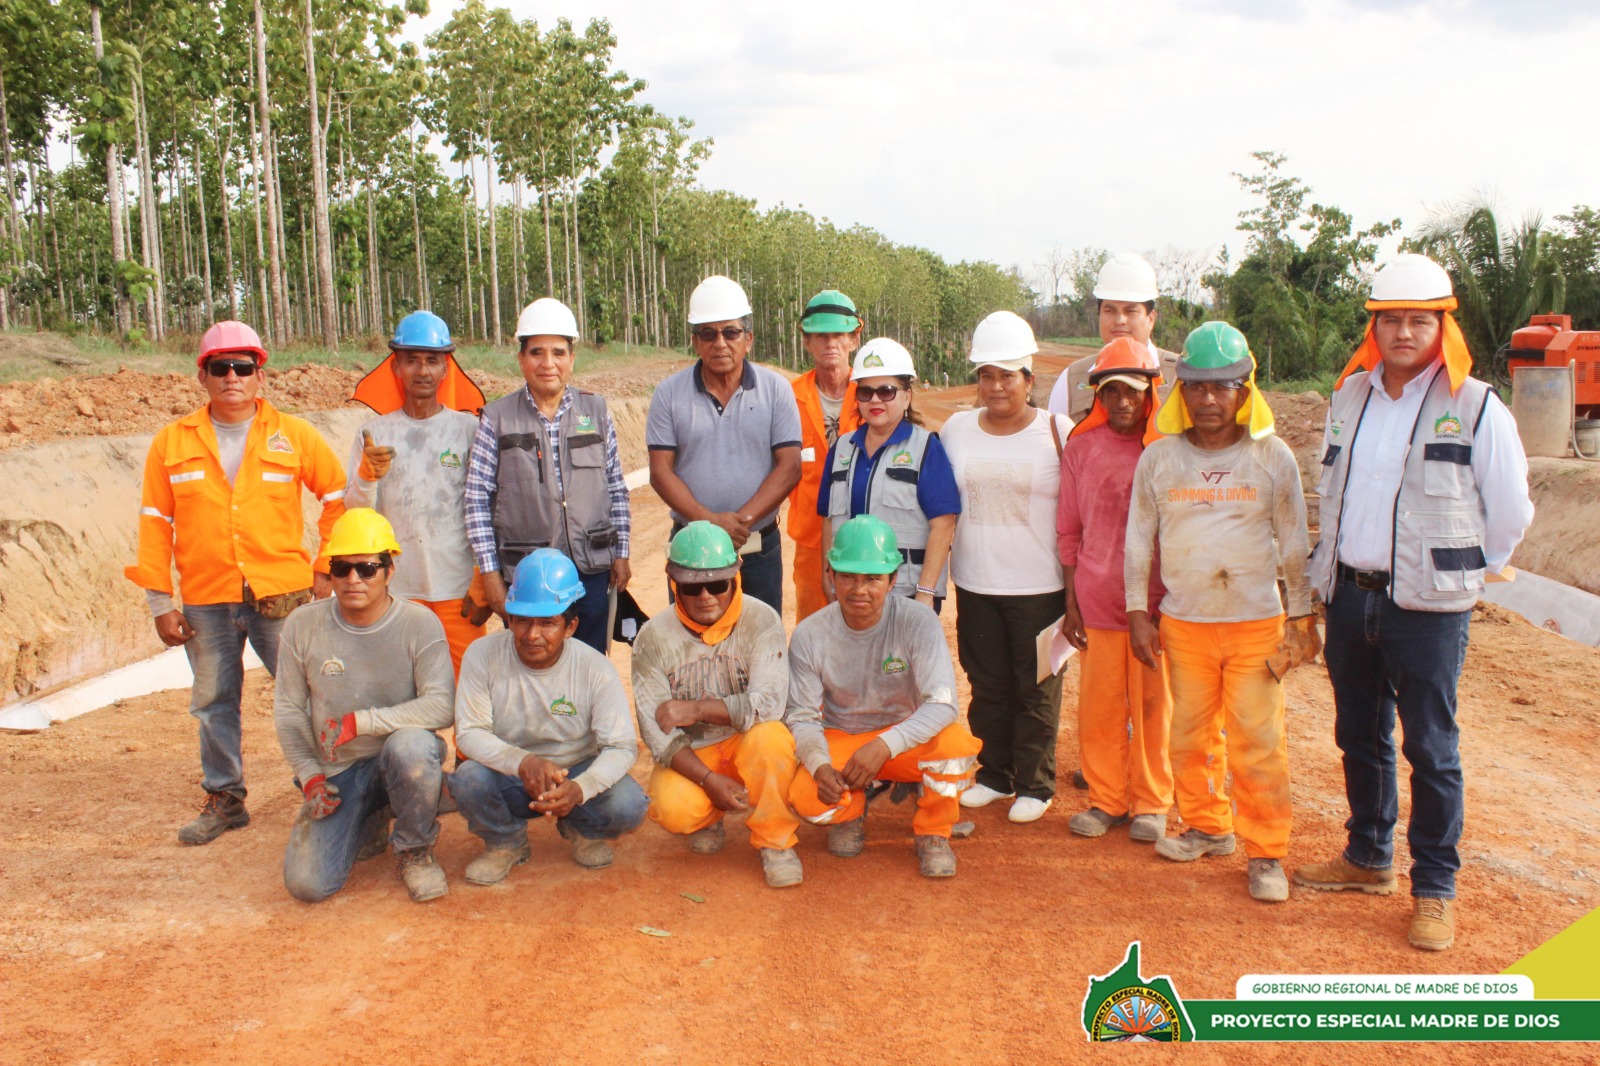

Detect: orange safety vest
[125,399,347,604]
[786,369,861,549]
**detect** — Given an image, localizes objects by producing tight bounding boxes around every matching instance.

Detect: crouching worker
[449,549,646,883]
[633,522,800,888]
[274,509,455,904]
[785,516,980,878]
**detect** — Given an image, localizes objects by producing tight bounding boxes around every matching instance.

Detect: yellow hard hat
[326,507,403,557]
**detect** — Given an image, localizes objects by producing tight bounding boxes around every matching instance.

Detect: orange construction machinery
[1505,315,1600,418]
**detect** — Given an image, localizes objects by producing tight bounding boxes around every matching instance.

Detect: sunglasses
[329,559,389,579]
[692,327,748,343]
[206,358,259,378]
[677,578,732,598]
[856,384,905,402]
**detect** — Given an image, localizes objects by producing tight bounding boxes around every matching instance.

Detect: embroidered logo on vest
[439,449,461,469]
[549,696,578,717]
[881,655,908,675]
[266,431,294,453]
[575,414,595,431]
[891,448,913,467]
[1330,419,1344,437]
[1433,412,1462,438]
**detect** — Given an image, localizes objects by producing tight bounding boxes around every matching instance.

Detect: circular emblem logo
[1089,986,1182,1042]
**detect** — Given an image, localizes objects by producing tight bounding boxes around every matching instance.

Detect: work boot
[1069,807,1130,838]
[1154,827,1236,862]
[356,806,391,862]
[177,791,250,846]
[959,783,1014,809]
[915,835,957,878]
[950,820,977,840]
[827,818,866,858]
[464,843,531,886]
[889,781,919,804]
[688,822,726,855]
[1409,898,1456,951]
[558,820,613,869]
[1129,813,1166,843]
[761,847,804,888]
[1248,858,1289,902]
[1292,855,1398,895]
[396,846,448,903]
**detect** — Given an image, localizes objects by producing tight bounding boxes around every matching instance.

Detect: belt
[1337,563,1390,592]
[672,521,778,543]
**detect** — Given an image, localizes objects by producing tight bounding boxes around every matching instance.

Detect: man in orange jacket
[126,321,347,845]
[787,290,862,621]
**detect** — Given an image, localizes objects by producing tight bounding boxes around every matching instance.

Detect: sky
[414,0,1600,287]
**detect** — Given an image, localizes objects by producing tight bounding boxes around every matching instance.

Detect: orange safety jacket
[125,399,347,604]
[786,369,861,549]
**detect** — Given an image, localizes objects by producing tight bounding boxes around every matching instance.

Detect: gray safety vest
[484,388,616,576]
[825,424,948,598]
[1064,346,1181,421]
[1309,363,1493,612]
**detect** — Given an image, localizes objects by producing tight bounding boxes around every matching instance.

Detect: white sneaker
[959,783,1014,809]
[1008,797,1052,823]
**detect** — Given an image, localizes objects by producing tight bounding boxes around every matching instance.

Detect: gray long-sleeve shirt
[272,597,455,785]
[1124,432,1312,623]
[784,596,958,774]
[454,630,638,802]
[630,597,790,765]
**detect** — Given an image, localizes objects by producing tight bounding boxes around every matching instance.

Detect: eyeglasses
[677,578,731,598]
[692,327,748,343]
[205,358,259,378]
[856,385,905,402]
[329,559,389,579]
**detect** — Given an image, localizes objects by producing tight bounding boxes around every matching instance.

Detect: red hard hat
[197,321,269,368]
[1088,336,1159,385]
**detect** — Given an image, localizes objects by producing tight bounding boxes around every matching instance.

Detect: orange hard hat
[1088,336,1159,386]
[198,321,269,368]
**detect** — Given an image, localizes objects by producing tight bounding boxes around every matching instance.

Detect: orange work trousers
[793,543,827,624]
[789,723,981,839]
[414,598,486,678]
[648,722,800,851]
[1079,627,1174,819]
[1160,614,1291,859]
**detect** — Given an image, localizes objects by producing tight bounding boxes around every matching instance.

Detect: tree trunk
[459,180,474,341]
[511,178,525,312]
[482,115,502,346]
[271,130,291,337]
[409,138,427,307]
[301,0,337,349]
[246,107,269,328]
[193,141,215,324]
[366,180,380,335]
[538,149,554,294]
[254,0,287,345]
[0,64,16,330]
[91,4,130,336]
[569,146,585,341]
[216,111,238,319]
[131,78,160,338]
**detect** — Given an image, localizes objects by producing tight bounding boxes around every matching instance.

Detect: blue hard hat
[504,549,584,618]
[389,310,455,352]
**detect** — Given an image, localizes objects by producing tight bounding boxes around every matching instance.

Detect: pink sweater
[1056,423,1165,631]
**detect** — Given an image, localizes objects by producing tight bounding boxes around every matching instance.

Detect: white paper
[801,446,817,463]
[1036,615,1078,683]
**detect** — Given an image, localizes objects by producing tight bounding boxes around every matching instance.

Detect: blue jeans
[1323,578,1471,898]
[183,602,285,799]
[448,756,647,847]
[282,728,445,903]
[573,567,612,654]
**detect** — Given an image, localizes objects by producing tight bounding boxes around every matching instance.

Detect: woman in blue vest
[818,338,961,613]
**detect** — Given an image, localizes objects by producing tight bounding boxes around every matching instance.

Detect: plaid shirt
[464,386,631,573]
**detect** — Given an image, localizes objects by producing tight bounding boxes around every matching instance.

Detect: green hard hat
[801,290,861,334]
[827,515,903,575]
[666,520,741,583]
[1179,321,1255,382]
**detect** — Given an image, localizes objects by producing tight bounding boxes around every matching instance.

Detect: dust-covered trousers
[1161,614,1291,859]
[788,723,981,839]
[1079,627,1174,818]
[648,721,799,850]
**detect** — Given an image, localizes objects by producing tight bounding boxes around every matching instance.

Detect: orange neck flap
[351,353,487,416]
[1334,299,1472,394]
[672,576,744,646]
[1066,378,1163,446]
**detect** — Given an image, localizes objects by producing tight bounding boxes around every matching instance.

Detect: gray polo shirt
[646,360,803,530]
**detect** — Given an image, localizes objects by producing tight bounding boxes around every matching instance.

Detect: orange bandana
[351,353,487,415]
[1066,375,1164,446]
[1334,298,1473,394]
[672,576,744,646]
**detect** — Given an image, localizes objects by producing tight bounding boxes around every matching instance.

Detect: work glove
[318,713,359,762]
[1267,614,1323,682]
[302,775,341,819]
[358,429,396,480]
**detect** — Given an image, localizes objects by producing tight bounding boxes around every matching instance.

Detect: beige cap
[1097,373,1151,392]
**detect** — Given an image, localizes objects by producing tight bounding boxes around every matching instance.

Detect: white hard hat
[516,297,579,341]
[1369,253,1453,305]
[1093,252,1159,303]
[969,310,1038,366]
[687,275,753,325]
[851,337,916,380]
